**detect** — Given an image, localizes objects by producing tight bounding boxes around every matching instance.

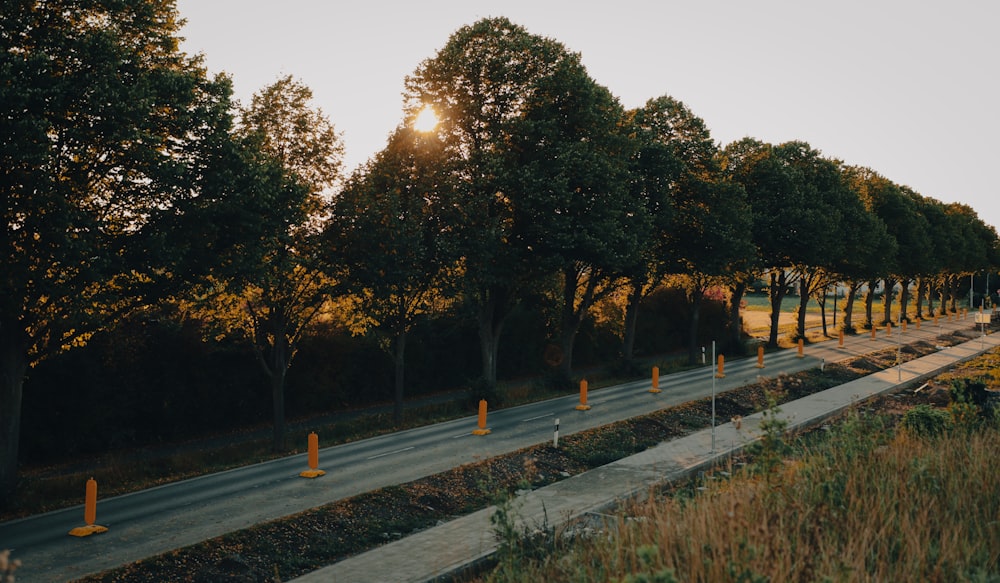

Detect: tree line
[2,3,997,500]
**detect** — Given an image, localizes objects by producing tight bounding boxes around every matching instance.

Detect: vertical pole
[886,321,892,337]
[576,379,591,410]
[715,355,725,378]
[838,330,844,347]
[84,478,98,526]
[307,432,319,470]
[300,432,326,478]
[473,399,490,435]
[871,327,876,341]
[553,418,560,448]
[711,341,717,452]
[649,366,661,393]
[797,338,804,358]
[756,344,765,368]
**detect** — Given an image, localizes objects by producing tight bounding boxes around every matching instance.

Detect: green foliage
[617,545,679,583]
[950,378,997,418]
[902,404,952,437]
[746,389,790,477]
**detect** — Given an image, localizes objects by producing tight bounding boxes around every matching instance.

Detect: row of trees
[2,3,997,499]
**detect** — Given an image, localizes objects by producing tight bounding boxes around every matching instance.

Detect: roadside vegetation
[476,393,999,582]
[469,352,1000,583]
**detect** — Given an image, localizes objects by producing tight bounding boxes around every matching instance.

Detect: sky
[175,0,999,231]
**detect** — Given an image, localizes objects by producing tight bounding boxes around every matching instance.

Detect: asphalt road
[0,317,976,582]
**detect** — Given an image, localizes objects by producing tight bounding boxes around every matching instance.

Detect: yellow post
[934,314,938,326]
[576,379,591,410]
[916,318,921,330]
[69,478,108,537]
[649,366,661,393]
[472,399,490,435]
[797,338,804,358]
[300,432,325,478]
[902,320,907,333]
[755,345,765,368]
[715,355,725,378]
[886,321,892,337]
[871,327,877,341]
[838,330,844,347]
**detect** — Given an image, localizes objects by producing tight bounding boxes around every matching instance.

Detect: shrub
[901,404,952,438]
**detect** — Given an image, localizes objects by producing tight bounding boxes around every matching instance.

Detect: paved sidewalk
[291,332,1000,583]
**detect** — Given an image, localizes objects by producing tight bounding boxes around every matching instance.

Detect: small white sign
[974,313,991,324]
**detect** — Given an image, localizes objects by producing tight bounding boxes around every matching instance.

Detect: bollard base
[472,428,491,435]
[575,404,591,410]
[755,364,765,369]
[69,524,108,537]
[714,373,725,379]
[648,388,661,393]
[300,469,326,479]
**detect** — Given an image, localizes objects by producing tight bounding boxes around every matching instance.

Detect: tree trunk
[864,279,877,328]
[270,369,287,453]
[620,280,643,362]
[881,277,896,325]
[817,286,828,337]
[727,280,747,352]
[393,330,406,427]
[843,282,859,333]
[767,271,788,348]
[899,278,911,322]
[687,288,704,365]
[557,265,597,380]
[796,278,811,340]
[476,290,508,390]
[915,277,927,319]
[0,326,27,502]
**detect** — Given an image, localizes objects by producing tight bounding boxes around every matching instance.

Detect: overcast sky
[175,0,999,231]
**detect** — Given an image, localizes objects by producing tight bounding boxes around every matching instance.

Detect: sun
[413,105,439,132]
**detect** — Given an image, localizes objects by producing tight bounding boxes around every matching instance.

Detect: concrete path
[291,331,1000,583]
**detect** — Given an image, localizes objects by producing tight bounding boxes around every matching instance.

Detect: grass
[470,394,1000,583]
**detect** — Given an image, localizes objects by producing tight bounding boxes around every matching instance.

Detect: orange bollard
[756,345,765,368]
[871,327,877,340]
[715,355,725,378]
[934,314,938,326]
[472,399,490,435]
[902,320,907,332]
[300,432,325,478]
[916,318,921,330]
[797,338,804,358]
[838,330,844,347]
[69,478,108,537]
[886,321,892,337]
[649,366,661,393]
[576,379,591,410]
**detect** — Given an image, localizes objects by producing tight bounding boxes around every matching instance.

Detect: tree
[0,0,245,499]
[229,76,343,452]
[631,97,752,363]
[403,17,638,386]
[326,122,453,425]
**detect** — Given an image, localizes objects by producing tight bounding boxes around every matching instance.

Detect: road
[0,317,979,581]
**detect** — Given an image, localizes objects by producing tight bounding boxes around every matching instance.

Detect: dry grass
[476,410,1000,583]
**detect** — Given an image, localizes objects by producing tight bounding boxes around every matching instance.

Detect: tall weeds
[472,412,1000,582]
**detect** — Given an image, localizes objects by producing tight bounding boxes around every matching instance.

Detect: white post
[553,418,559,448]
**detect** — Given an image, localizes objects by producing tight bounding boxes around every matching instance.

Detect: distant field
[742,292,868,314]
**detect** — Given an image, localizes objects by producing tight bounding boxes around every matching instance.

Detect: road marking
[521,413,554,423]
[366,446,414,460]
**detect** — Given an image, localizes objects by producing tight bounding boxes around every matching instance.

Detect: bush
[901,404,952,437]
